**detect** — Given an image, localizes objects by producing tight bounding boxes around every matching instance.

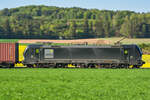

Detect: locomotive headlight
[124,50,128,55]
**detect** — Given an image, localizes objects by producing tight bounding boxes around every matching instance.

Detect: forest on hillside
[0,5,150,39]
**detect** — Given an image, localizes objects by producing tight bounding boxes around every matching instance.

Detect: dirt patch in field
[19,39,112,45]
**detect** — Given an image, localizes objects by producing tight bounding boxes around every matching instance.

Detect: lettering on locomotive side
[44,49,54,59]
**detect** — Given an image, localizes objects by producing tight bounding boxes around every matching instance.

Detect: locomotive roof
[27,44,138,48]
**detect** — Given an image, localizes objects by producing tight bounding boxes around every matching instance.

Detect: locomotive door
[29,48,40,62]
[123,48,130,62]
[35,48,40,61]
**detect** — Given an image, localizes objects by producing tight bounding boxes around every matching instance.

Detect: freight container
[0,43,18,67]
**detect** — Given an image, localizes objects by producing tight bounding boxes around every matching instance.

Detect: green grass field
[0,39,18,43]
[0,69,150,100]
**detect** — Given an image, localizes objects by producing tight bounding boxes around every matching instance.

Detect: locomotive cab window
[24,48,29,57]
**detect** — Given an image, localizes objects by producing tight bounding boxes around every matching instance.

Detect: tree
[120,16,132,38]
[0,5,150,39]
[95,20,104,37]
[129,14,139,38]
[112,13,123,37]
[89,21,94,37]
[1,8,10,16]
[0,26,3,35]
[83,19,89,35]
[68,21,77,38]
[2,19,11,35]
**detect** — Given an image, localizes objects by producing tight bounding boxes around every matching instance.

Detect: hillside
[0,5,150,39]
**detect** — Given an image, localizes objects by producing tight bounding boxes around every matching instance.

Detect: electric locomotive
[23,44,145,68]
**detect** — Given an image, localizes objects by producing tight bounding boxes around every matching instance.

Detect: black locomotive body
[23,44,145,68]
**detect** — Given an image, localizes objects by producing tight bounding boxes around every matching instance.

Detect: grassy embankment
[0,69,150,100]
[0,39,18,43]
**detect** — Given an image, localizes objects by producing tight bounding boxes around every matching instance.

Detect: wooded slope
[0,5,150,39]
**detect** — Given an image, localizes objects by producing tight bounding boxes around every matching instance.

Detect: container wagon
[0,43,18,67]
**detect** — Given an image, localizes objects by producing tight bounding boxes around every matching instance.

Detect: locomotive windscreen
[135,45,143,56]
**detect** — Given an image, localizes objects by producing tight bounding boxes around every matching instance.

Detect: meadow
[0,69,150,100]
[0,39,18,43]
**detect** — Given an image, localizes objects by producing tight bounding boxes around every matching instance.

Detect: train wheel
[132,65,140,69]
[9,64,14,68]
[27,64,34,68]
[88,64,96,68]
[56,63,64,68]
[111,66,117,69]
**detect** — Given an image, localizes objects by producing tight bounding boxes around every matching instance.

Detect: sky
[0,0,149,13]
